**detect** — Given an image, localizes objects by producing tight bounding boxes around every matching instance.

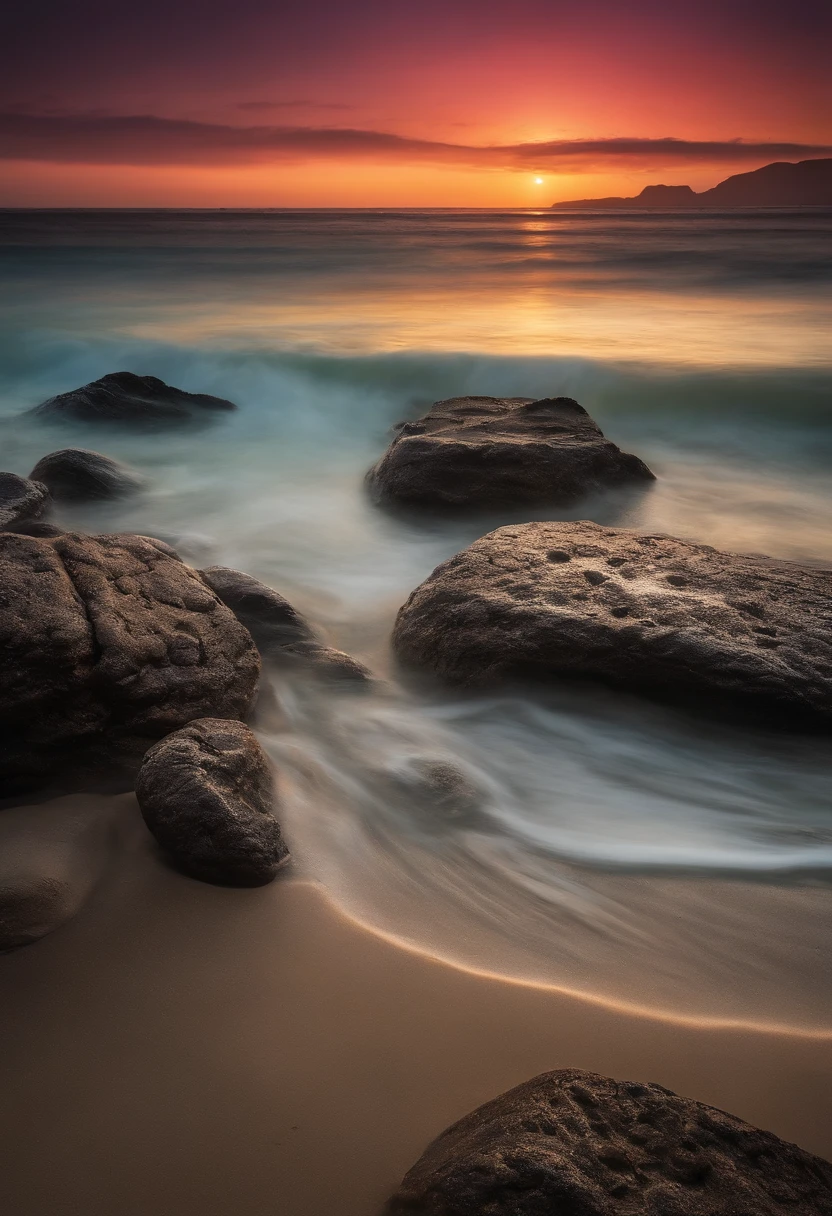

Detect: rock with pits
[393,520,832,727]
[387,1068,832,1215]
[200,565,372,683]
[29,448,144,501]
[0,471,50,529]
[136,718,288,886]
[30,372,236,425]
[0,532,260,792]
[367,396,654,509]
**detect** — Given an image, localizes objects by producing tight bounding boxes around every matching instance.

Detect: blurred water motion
[1,207,831,1029]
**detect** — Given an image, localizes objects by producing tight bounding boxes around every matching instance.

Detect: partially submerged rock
[387,1068,832,1215]
[30,372,237,425]
[0,471,50,529]
[0,532,260,793]
[393,520,832,727]
[200,565,372,683]
[29,448,144,501]
[0,795,122,951]
[136,718,288,886]
[367,396,654,509]
[199,565,317,654]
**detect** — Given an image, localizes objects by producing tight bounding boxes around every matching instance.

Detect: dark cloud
[236,101,354,112]
[1,113,828,168]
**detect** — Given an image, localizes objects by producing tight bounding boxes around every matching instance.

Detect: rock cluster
[387,1068,832,1215]
[0,531,260,793]
[367,396,654,510]
[393,520,832,727]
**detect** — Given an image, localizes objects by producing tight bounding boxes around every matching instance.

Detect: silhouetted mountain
[552,157,832,209]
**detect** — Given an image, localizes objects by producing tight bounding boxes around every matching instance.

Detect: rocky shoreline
[2,371,831,1211]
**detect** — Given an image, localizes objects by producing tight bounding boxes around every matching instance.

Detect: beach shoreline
[1,793,830,1216]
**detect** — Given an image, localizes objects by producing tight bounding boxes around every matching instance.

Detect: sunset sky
[2,0,830,206]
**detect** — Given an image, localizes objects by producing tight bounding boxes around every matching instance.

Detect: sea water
[1,207,831,1029]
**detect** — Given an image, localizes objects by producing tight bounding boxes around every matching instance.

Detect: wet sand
[1,794,830,1216]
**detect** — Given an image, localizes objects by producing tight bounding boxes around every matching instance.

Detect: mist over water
[1,208,831,1029]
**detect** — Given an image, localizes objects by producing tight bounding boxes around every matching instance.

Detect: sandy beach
[1,793,830,1216]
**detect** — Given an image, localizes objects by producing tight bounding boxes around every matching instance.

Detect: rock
[29,448,144,501]
[0,532,260,793]
[0,471,50,529]
[280,641,374,684]
[379,756,486,828]
[0,795,123,950]
[393,521,832,727]
[387,1068,832,1216]
[200,566,373,683]
[1,519,64,537]
[30,372,237,425]
[199,565,317,654]
[136,718,288,886]
[366,396,654,509]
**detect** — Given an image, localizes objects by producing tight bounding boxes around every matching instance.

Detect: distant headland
[552,157,832,209]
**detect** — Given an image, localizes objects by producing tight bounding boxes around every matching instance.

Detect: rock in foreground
[136,718,288,886]
[0,532,260,792]
[393,520,832,727]
[387,1068,832,1215]
[200,565,372,683]
[29,448,144,501]
[0,471,50,529]
[30,372,236,425]
[367,396,654,509]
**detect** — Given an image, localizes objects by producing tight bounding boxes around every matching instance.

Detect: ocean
[1,207,831,1030]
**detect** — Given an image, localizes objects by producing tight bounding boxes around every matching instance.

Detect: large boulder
[29,448,144,501]
[29,372,236,425]
[0,532,260,792]
[200,565,372,683]
[387,1068,832,1215]
[392,521,832,727]
[136,718,288,886]
[366,396,654,509]
[0,471,50,529]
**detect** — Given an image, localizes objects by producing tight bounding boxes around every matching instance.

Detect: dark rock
[0,532,260,793]
[392,521,832,727]
[280,641,374,684]
[199,565,317,654]
[366,396,654,509]
[30,372,237,425]
[387,1068,832,1215]
[29,448,144,501]
[200,566,373,683]
[136,718,288,886]
[0,471,50,529]
[1,519,64,537]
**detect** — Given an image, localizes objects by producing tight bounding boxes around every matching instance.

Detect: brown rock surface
[136,717,288,886]
[0,471,50,529]
[392,520,832,726]
[387,1068,832,1215]
[0,532,260,791]
[367,396,654,509]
